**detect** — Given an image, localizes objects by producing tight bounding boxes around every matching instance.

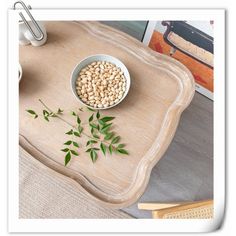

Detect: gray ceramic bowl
[71,54,131,110]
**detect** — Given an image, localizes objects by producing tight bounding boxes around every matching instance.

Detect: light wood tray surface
[19,21,195,208]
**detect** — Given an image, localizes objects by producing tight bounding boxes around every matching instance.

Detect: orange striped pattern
[149,31,214,92]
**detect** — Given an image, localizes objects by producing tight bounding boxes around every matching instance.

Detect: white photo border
[8,9,225,233]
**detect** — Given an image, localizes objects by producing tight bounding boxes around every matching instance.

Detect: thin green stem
[38,99,73,127]
[38,99,111,145]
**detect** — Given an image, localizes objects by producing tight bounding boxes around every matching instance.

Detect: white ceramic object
[71,54,131,110]
[19,63,22,82]
[19,21,47,47]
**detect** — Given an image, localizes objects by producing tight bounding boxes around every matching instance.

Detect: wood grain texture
[19,21,195,208]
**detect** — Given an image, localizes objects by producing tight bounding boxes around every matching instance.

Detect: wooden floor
[122,92,213,218]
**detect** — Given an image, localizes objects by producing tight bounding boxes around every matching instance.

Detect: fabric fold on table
[19,146,133,219]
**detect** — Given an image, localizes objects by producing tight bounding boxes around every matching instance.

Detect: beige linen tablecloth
[19,147,133,219]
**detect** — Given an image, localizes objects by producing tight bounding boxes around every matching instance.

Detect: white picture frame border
[8,9,225,233]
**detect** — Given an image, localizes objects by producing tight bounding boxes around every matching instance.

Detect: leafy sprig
[86,111,129,157]
[26,105,64,121]
[26,99,129,166]
[62,127,80,166]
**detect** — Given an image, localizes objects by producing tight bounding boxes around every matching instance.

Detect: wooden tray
[19,21,195,208]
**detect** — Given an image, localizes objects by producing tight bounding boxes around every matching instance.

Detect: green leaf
[71,111,77,116]
[86,147,99,153]
[92,134,100,139]
[78,126,83,133]
[100,143,106,156]
[77,116,81,124]
[43,110,49,116]
[26,109,37,115]
[104,132,114,140]
[90,150,98,163]
[86,140,98,146]
[117,148,129,155]
[86,148,92,152]
[96,111,100,119]
[89,114,94,122]
[64,140,72,145]
[100,123,112,133]
[65,129,73,135]
[87,107,95,112]
[61,148,69,152]
[64,152,71,166]
[44,116,49,122]
[89,123,98,129]
[86,141,90,146]
[108,144,113,154]
[57,108,63,114]
[98,119,106,126]
[26,109,38,119]
[117,143,125,149]
[111,136,120,144]
[73,141,79,148]
[90,127,94,134]
[100,116,115,123]
[71,150,79,156]
[73,131,80,137]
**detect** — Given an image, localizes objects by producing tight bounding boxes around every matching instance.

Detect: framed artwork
[143,20,214,100]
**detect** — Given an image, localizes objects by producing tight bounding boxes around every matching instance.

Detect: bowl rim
[70,54,131,110]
